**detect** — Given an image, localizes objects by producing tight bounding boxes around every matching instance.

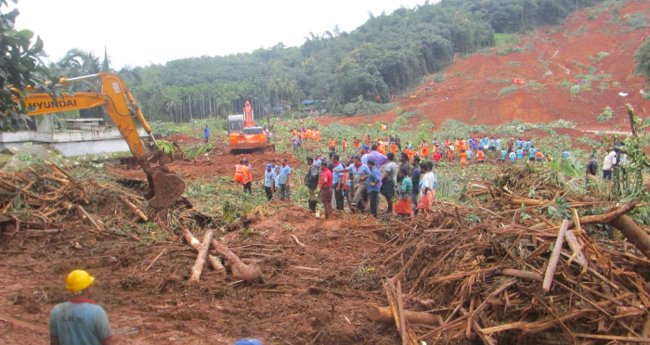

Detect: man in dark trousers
[331,154,345,211]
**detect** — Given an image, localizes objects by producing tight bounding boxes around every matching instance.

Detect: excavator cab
[227,103,274,154]
[24,73,185,209]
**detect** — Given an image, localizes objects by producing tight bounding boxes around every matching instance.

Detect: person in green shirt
[394,167,413,216]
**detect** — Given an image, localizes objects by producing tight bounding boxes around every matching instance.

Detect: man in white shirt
[602,148,617,180]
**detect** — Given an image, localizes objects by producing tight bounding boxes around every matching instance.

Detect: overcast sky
[15,0,427,69]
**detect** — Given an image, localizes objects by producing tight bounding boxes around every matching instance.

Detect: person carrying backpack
[304,157,320,212]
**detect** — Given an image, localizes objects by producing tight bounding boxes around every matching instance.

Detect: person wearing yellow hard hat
[49,269,113,345]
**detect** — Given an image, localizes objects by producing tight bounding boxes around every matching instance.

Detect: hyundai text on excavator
[23,72,186,209]
[227,100,274,154]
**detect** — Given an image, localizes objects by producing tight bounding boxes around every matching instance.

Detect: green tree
[635,39,650,80]
[0,0,46,128]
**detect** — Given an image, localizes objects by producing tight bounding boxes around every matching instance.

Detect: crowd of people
[233,129,630,219]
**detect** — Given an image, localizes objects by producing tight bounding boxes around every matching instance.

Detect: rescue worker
[304,157,320,212]
[476,149,485,163]
[50,270,113,345]
[240,159,252,194]
[353,137,361,150]
[342,138,348,152]
[419,140,429,158]
[394,166,413,217]
[459,149,468,166]
[263,164,275,201]
[234,160,244,184]
[277,158,292,200]
[328,138,336,158]
[366,158,382,218]
[380,152,398,214]
[203,125,210,143]
[331,155,345,211]
[319,161,333,219]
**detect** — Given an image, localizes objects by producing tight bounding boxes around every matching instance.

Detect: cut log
[577,202,638,226]
[189,229,213,282]
[182,228,225,274]
[609,215,650,259]
[211,239,263,282]
[543,219,569,292]
[499,268,542,281]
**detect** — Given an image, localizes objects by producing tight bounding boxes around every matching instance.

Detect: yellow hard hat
[65,270,95,293]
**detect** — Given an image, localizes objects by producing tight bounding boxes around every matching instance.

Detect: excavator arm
[23,72,185,209]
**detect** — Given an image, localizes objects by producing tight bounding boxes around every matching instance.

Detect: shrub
[597,106,613,123]
[498,85,519,96]
[635,39,650,80]
[626,13,648,30]
[433,73,447,83]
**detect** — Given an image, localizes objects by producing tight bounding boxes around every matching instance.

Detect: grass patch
[625,13,648,30]
[499,85,519,96]
[597,106,613,123]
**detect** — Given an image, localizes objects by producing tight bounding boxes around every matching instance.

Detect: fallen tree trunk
[609,215,650,259]
[182,228,226,275]
[577,202,638,226]
[368,306,443,325]
[564,229,588,270]
[211,239,263,282]
[189,229,213,282]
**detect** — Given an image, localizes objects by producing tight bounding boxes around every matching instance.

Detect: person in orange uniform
[353,137,361,150]
[306,128,313,141]
[454,138,461,154]
[240,159,253,193]
[476,149,485,164]
[419,140,429,158]
[535,150,544,162]
[314,129,321,142]
[342,138,348,152]
[403,147,416,161]
[459,150,468,166]
[390,141,397,154]
[446,147,453,161]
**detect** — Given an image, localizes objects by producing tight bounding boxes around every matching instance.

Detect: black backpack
[305,165,320,189]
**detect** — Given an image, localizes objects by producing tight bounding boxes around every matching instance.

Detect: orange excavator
[227,100,274,153]
[23,72,186,209]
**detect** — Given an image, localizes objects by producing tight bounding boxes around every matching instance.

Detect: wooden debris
[368,306,442,325]
[76,205,104,232]
[212,239,263,282]
[543,219,569,292]
[119,195,149,222]
[189,229,213,282]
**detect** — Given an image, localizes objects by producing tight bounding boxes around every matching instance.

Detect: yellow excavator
[22,72,185,209]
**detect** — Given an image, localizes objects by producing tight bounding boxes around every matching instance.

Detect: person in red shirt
[433,151,442,163]
[319,162,333,219]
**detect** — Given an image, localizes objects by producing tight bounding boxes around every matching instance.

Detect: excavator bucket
[145,168,186,209]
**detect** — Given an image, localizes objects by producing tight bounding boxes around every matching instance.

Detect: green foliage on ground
[597,106,613,123]
[635,39,650,80]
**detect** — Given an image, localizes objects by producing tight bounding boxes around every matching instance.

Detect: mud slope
[323,1,650,129]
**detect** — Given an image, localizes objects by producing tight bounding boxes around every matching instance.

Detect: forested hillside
[118,0,604,122]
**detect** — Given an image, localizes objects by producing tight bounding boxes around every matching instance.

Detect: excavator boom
[23,72,185,209]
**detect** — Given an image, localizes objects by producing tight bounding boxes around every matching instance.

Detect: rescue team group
[235,131,562,221]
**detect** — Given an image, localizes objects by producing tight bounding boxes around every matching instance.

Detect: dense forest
[9,0,609,124]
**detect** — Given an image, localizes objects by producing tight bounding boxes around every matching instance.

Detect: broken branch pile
[377,164,650,344]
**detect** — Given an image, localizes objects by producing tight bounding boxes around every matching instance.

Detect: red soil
[320,1,650,131]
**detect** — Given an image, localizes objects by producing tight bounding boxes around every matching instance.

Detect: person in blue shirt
[562,150,571,160]
[466,148,473,160]
[528,146,537,162]
[516,148,524,160]
[203,125,210,143]
[50,270,112,345]
[500,148,507,162]
[263,164,275,201]
[509,150,516,163]
[351,156,371,212]
[516,138,523,149]
[277,159,292,200]
[366,158,382,217]
[331,154,345,210]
